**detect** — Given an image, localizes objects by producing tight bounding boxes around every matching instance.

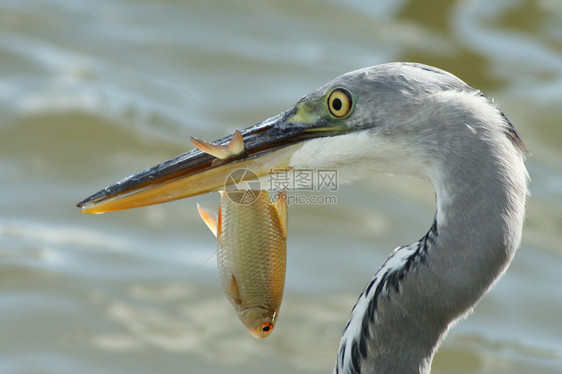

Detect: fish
[197,189,288,338]
[193,131,288,338]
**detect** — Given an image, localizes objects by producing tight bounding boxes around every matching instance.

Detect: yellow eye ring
[327,88,353,118]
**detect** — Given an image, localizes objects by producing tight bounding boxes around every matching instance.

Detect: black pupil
[332,98,343,111]
[262,325,270,332]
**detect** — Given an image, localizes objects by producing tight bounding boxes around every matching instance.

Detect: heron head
[77,63,523,213]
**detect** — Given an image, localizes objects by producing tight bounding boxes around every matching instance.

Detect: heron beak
[77,106,351,214]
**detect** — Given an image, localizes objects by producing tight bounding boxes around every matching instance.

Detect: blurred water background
[1,0,561,373]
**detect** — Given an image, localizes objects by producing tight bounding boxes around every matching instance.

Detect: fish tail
[191,130,245,160]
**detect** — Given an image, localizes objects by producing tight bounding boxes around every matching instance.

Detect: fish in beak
[77,86,357,214]
[197,189,288,338]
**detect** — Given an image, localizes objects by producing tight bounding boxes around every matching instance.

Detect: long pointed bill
[77,109,350,214]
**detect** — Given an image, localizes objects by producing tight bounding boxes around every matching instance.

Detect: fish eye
[259,322,273,333]
[327,88,353,118]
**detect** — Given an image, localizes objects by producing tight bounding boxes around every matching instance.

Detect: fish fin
[230,275,243,305]
[273,190,288,238]
[190,130,245,160]
[196,203,218,237]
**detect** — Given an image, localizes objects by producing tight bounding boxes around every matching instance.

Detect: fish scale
[218,190,286,310]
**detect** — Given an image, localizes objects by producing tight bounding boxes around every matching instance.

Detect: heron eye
[327,89,352,118]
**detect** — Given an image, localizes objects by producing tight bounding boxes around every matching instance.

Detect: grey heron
[77,62,529,374]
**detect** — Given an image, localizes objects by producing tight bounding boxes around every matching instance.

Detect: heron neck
[336,144,527,374]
